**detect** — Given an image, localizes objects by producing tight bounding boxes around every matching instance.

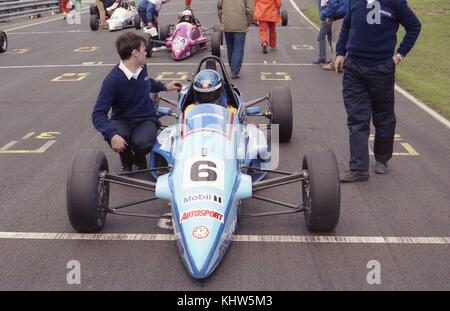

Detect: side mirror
[157,106,173,117]
[245,107,261,116]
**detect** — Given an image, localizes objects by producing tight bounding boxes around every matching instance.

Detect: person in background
[217,0,253,79]
[96,0,116,29]
[138,0,170,28]
[185,0,191,8]
[253,0,282,54]
[313,0,332,64]
[321,0,348,71]
[335,0,421,182]
[92,32,181,171]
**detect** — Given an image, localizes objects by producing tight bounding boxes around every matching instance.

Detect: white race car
[90,1,141,31]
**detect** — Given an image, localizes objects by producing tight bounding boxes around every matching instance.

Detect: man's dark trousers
[342,58,396,172]
[110,119,159,168]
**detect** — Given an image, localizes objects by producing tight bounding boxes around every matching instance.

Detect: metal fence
[0,0,60,22]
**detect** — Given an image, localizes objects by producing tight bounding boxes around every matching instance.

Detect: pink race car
[145,10,222,61]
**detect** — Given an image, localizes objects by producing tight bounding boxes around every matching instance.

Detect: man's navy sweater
[336,0,421,65]
[92,64,165,140]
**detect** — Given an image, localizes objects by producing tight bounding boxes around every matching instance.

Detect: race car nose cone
[173,49,183,59]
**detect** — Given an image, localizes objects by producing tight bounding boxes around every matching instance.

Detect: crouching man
[92,31,181,171]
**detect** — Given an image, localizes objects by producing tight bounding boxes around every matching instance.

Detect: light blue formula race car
[66,56,341,279]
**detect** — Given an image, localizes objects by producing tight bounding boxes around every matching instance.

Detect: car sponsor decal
[181,209,224,224]
[192,226,209,239]
[183,193,223,205]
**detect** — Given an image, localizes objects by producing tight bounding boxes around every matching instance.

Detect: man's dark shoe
[312,59,326,64]
[374,161,389,174]
[231,73,240,79]
[133,153,148,170]
[262,43,268,54]
[340,170,369,182]
[119,148,133,172]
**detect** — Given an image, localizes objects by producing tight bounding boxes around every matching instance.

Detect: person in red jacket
[253,0,282,53]
[185,0,191,8]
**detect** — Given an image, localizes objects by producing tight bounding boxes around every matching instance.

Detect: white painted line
[4,10,88,32]
[0,63,314,69]
[8,30,90,35]
[289,0,450,128]
[0,232,448,245]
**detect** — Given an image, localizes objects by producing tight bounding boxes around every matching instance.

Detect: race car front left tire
[268,86,293,143]
[211,31,221,58]
[66,149,109,233]
[90,15,99,31]
[145,35,153,57]
[0,31,7,53]
[302,149,340,232]
[89,4,98,16]
[158,24,170,41]
[134,14,142,29]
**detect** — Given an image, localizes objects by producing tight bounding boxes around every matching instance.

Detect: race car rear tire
[281,9,288,26]
[302,149,340,232]
[89,4,98,16]
[145,35,153,58]
[66,149,109,233]
[90,15,99,31]
[211,31,221,57]
[159,24,170,41]
[0,31,7,53]
[134,14,142,29]
[269,86,292,143]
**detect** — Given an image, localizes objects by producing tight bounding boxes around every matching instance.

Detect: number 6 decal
[190,160,217,181]
[184,157,224,190]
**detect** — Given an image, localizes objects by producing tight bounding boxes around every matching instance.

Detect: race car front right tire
[66,149,109,233]
[0,31,7,53]
[90,15,99,31]
[302,149,340,232]
[268,86,293,143]
[211,31,221,58]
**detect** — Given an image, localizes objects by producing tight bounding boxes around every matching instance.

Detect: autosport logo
[183,193,223,205]
[192,226,209,239]
[180,209,224,223]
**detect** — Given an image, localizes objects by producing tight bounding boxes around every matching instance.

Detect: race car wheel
[281,9,288,26]
[90,15,99,31]
[0,31,7,53]
[211,31,221,58]
[159,24,170,41]
[213,24,223,45]
[302,149,340,232]
[89,4,98,16]
[145,35,153,58]
[268,86,292,143]
[67,149,109,233]
[134,14,142,29]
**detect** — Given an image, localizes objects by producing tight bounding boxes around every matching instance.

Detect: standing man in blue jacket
[92,32,181,171]
[313,0,332,65]
[321,0,348,70]
[335,0,421,182]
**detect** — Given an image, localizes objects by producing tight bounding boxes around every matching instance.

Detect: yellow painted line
[22,132,35,139]
[0,140,56,154]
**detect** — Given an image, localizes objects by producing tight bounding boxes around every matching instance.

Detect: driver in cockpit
[185,69,237,114]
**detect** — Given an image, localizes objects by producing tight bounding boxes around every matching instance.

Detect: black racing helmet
[193,69,224,104]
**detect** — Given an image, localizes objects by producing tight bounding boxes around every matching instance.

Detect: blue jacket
[319,0,329,21]
[92,65,165,140]
[336,0,421,65]
[326,0,348,20]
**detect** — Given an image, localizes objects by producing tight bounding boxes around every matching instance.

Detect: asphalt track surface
[0,0,449,290]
